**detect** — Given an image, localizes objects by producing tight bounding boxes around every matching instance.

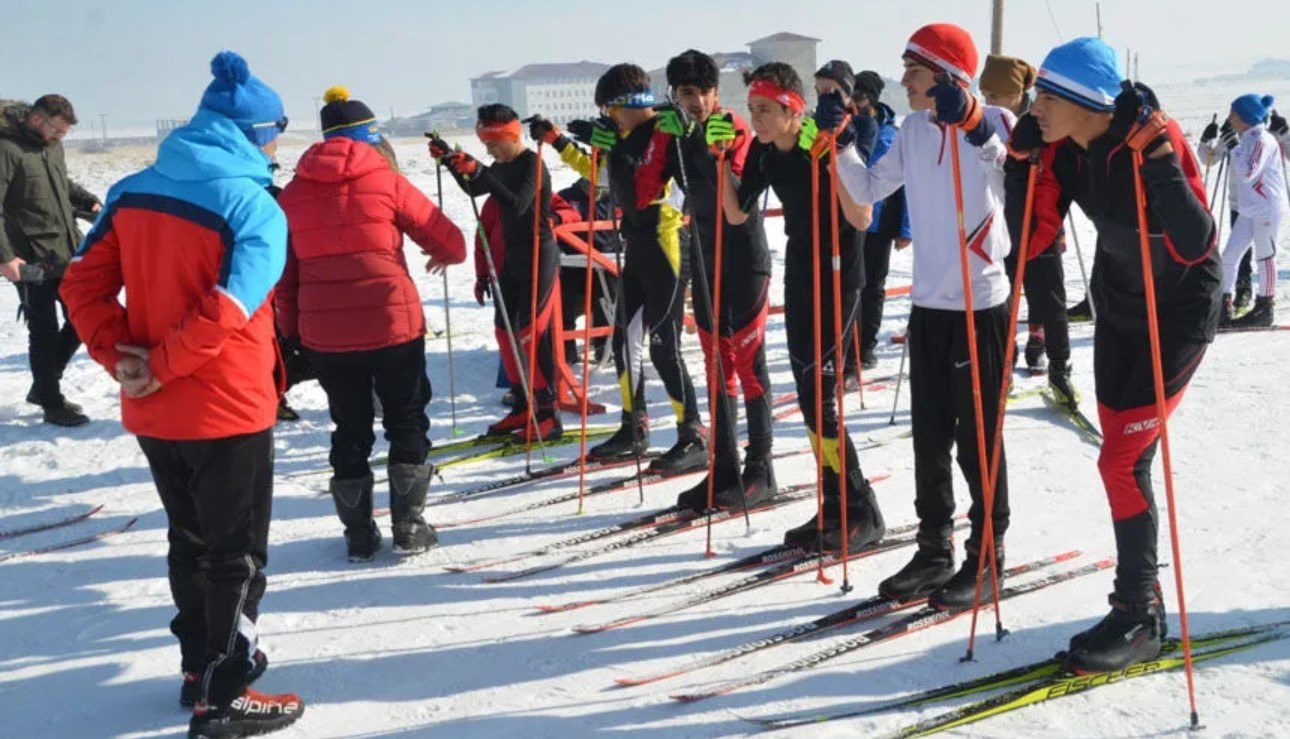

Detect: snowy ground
[2,81,1289,738]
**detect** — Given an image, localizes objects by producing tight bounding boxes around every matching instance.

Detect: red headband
[747,79,806,113]
[476,119,521,143]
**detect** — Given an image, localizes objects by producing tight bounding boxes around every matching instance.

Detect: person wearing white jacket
[832,23,1016,609]
[1198,118,1253,310]
[1220,93,1288,328]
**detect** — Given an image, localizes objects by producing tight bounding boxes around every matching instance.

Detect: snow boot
[587,412,649,461]
[647,422,707,474]
[188,688,304,739]
[1023,333,1047,375]
[878,534,955,601]
[1219,293,1235,328]
[1064,591,1167,674]
[42,401,90,427]
[181,650,268,708]
[1047,360,1078,409]
[388,463,438,555]
[26,387,82,414]
[929,541,1005,610]
[329,475,382,563]
[1066,297,1093,323]
[1229,296,1275,329]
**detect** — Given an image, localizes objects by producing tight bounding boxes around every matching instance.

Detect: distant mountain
[1197,59,1290,84]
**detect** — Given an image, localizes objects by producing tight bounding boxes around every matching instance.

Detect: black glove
[1220,119,1238,151]
[1201,115,1219,144]
[522,114,563,146]
[1009,113,1044,154]
[1271,109,1289,138]
[1108,81,1162,141]
[812,91,854,149]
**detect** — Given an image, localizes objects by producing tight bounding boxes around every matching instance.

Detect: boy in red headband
[712,62,887,554]
[833,23,1016,609]
[528,64,707,473]
[432,104,562,441]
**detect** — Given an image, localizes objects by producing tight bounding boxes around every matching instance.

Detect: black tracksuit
[1005,118,1220,604]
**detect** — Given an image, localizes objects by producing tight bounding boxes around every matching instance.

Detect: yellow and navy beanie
[320,86,380,144]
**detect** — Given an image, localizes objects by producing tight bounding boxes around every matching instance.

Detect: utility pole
[1134,54,1140,83]
[1096,2,1104,37]
[312,97,322,131]
[99,113,107,144]
[991,0,1005,55]
[1125,49,1132,80]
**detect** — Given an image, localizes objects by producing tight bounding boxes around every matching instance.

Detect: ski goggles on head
[602,90,657,110]
[253,116,290,133]
[747,80,806,113]
[476,119,522,143]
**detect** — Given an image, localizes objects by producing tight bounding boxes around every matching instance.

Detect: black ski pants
[859,232,895,354]
[1005,249,1071,363]
[908,304,1011,549]
[310,338,431,480]
[138,428,273,707]
[15,277,81,406]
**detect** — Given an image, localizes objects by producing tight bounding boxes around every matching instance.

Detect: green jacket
[0,101,101,271]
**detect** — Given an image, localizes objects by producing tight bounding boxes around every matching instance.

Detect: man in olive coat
[1,95,101,426]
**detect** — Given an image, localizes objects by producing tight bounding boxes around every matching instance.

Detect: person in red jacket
[59,51,303,739]
[430,103,562,441]
[276,87,465,562]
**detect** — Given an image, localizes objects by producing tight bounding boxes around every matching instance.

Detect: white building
[471,62,610,125]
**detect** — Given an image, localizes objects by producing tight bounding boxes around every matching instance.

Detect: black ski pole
[427,131,462,437]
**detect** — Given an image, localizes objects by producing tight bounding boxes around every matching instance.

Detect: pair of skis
[747,620,1289,735]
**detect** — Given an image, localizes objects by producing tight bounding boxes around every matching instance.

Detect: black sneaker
[878,537,955,601]
[929,545,1005,610]
[27,389,83,414]
[587,415,649,461]
[1067,297,1093,323]
[647,427,706,474]
[1064,593,1166,674]
[188,688,304,739]
[181,650,268,708]
[43,403,90,427]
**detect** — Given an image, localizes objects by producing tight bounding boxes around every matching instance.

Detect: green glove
[796,116,819,153]
[705,114,736,148]
[590,123,617,151]
[569,117,619,152]
[655,105,693,137]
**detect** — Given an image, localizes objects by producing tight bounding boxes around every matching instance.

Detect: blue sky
[1,0,1281,132]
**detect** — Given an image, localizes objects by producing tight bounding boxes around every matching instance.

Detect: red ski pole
[826,126,855,592]
[1132,147,1201,727]
[576,149,601,514]
[809,147,833,586]
[965,152,1038,655]
[703,146,729,558]
[946,130,1005,662]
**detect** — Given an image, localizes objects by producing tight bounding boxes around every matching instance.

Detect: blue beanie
[1035,37,1122,112]
[1232,94,1275,126]
[199,51,285,147]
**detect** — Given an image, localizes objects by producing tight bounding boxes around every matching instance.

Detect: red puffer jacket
[276,138,465,353]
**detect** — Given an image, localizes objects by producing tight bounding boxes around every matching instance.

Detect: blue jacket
[60,109,288,440]
[866,103,911,240]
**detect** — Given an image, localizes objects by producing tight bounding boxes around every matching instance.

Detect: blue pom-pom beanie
[1231,94,1275,126]
[199,51,285,146]
[1035,37,1122,113]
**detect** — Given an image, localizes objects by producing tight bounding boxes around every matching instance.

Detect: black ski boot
[181,650,268,708]
[1219,293,1235,328]
[1067,297,1092,323]
[741,451,779,502]
[929,541,1005,610]
[388,463,438,555]
[588,411,649,461]
[1230,296,1275,329]
[783,474,885,553]
[675,459,746,511]
[1023,334,1047,376]
[878,534,955,601]
[329,475,382,562]
[1064,591,1167,674]
[648,422,707,474]
[188,688,304,739]
[1047,360,1078,409]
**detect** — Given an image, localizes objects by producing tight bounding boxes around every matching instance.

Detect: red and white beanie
[904,23,980,86]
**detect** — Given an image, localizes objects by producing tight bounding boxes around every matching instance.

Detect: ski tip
[1055,549,1083,562]
[572,624,606,635]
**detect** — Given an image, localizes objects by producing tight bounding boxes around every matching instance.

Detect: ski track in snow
[2,80,1289,738]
